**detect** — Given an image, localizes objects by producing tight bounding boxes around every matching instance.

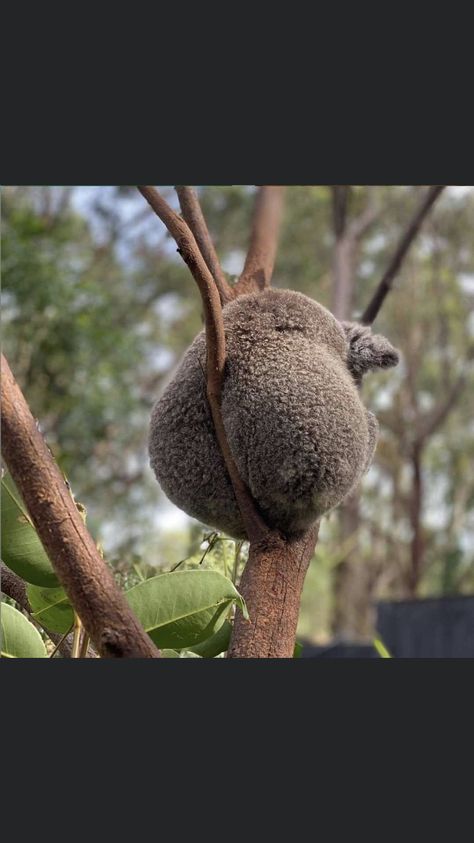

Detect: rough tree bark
[139,184,318,658]
[175,186,235,305]
[1,355,160,659]
[233,186,285,296]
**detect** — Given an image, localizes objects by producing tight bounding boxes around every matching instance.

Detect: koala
[149,289,399,539]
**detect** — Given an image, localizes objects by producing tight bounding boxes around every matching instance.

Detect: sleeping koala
[149,289,399,538]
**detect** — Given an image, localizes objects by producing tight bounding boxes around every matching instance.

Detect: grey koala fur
[149,288,399,539]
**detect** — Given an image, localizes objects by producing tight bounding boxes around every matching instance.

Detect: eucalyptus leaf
[125,570,247,650]
[27,584,74,634]
[1,474,58,587]
[189,619,232,658]
[373,637,391,658]
[1,602,47,658]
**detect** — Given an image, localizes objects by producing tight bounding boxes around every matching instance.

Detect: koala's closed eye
[342,321,400,383]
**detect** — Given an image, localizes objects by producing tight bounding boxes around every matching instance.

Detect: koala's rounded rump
[149,289,375,538]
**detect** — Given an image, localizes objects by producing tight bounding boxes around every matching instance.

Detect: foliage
[1,603,47,658]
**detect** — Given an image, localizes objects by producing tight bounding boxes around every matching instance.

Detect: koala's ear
[341,321,399,380]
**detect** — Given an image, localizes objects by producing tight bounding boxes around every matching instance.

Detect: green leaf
[27,584,74,634]
[293,641,303,658]
[1,602,47,658]
[373,637,392,658]
[1,474,58,587]
[189,619,232,658]
[125,570,247,650]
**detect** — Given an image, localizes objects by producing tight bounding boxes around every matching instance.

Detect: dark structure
[301,596,474,658]
[376,595,474,658]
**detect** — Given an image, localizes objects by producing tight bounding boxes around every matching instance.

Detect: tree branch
[330,187,379,320]
[361,185,446,325]
[175,186,235,305]
[348,193,379,240]
[417,370,467,442]
[228,524,319,658]
[137,186,269,544]
[138,186,318,657]
[233,186,285,296]
[1,355,159,658]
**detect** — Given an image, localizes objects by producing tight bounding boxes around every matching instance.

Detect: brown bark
[361,186,445,325]
[228,525,319,658]
[175,186,235,305]
[139,185,315,658]
[233,186,285,296]
[1,355,159,658]
[407,442,424,596]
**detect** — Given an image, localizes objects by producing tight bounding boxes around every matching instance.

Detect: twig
[361,186,446,325]
[0,561,96,658]
[49,624,74,659]
[1,354,159,658]
[233,186,285,296]
[71,613,83,658]
[175,187,234,305]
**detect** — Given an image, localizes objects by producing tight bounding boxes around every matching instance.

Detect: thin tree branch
[348,194,379,240]
[0,561,96,658]
[1,561,33,613]
[138,186,269,544]
[1,355,159,658]
[233,186,285,296]
[417,370,467,442]
[175,186,234,305]
[361,185,446,325]
[332,185,350,238]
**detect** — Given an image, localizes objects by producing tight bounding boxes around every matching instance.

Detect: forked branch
[234,186,285,296]
[138,186,269,544]
[175,186,234,305]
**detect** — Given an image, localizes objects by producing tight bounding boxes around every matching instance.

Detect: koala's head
[342,321,400,385]
[226,289,348,353]
[224,289,399,383]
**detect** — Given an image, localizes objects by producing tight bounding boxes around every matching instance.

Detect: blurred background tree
[2,185,473,642]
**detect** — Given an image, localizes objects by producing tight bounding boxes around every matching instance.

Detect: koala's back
[149,290,371,538]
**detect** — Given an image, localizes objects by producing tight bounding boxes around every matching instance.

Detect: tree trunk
[228,525,319,658]
[407,442,424,596]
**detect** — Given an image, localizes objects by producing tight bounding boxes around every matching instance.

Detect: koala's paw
[342,322,399,382]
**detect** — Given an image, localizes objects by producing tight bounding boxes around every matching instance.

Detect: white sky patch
[447,186,474,198]
[155,503,193,531]
[222,248,246,276]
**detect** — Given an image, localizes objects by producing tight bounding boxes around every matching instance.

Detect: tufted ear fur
[342,321,399,383]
